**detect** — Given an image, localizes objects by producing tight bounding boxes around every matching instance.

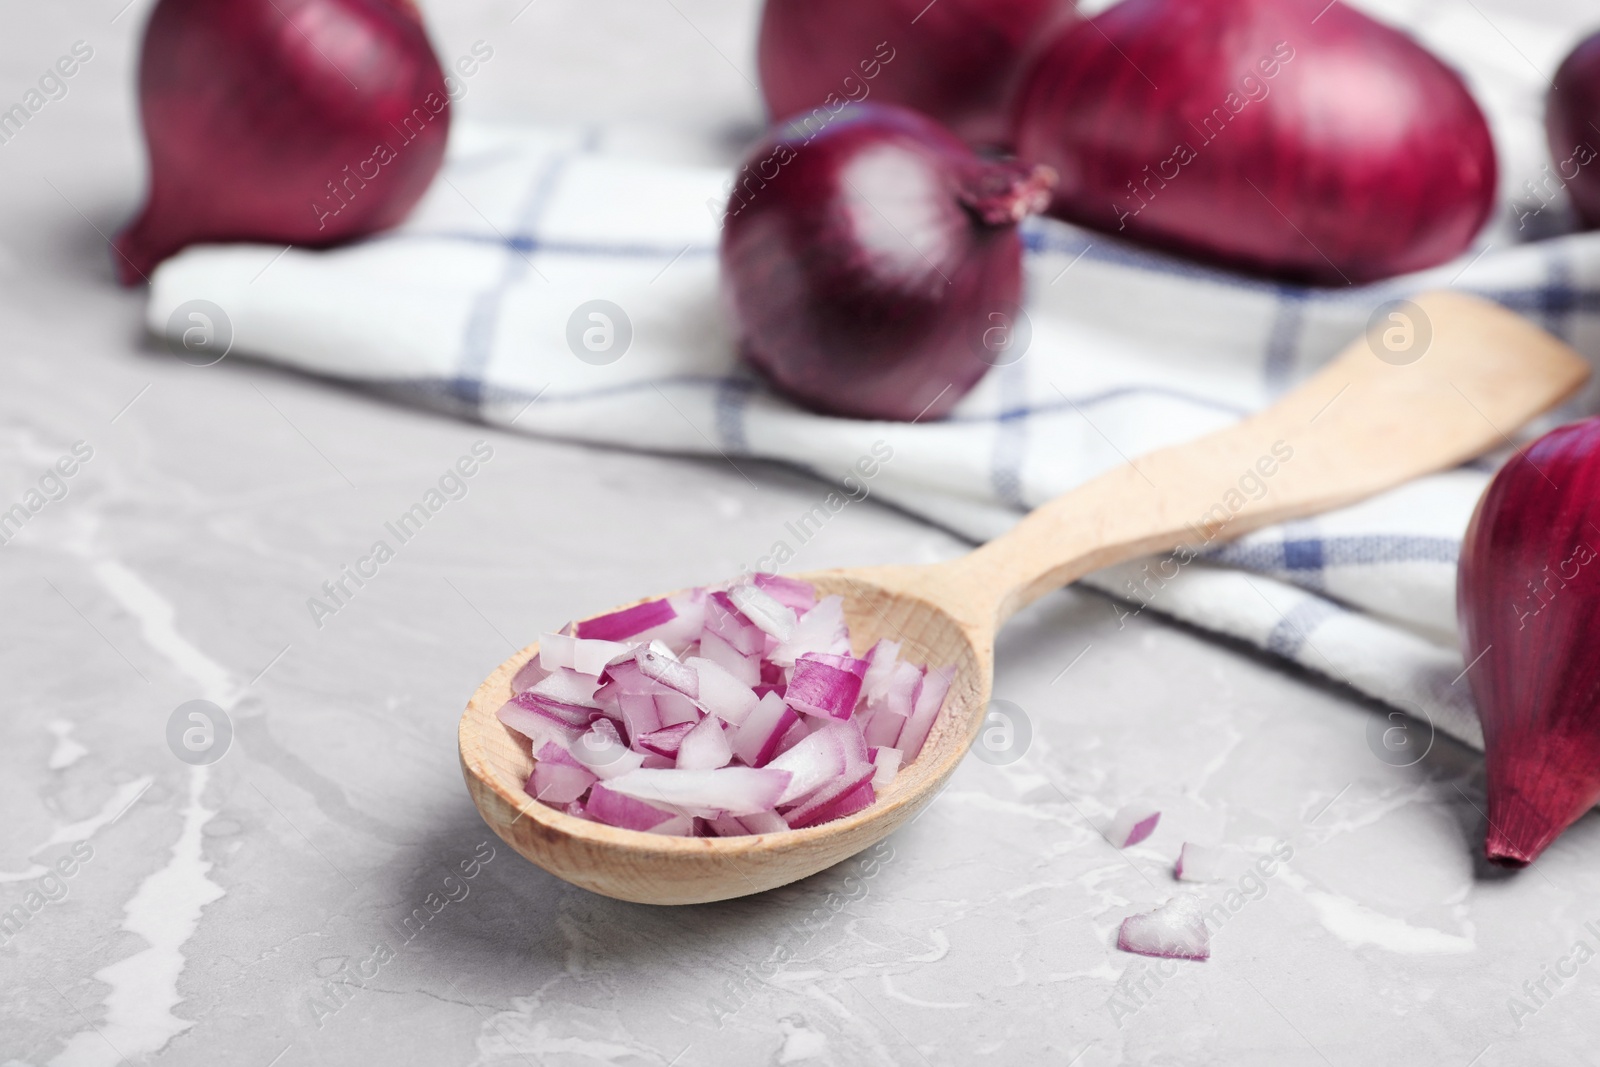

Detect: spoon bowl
[459,570,991,904]
[461,291,1590,904]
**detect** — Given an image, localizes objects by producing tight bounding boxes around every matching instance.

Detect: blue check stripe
[1207,535,1460,573]
[1265,598,1341,658]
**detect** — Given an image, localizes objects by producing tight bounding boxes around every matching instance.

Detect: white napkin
[145,0,1600,753]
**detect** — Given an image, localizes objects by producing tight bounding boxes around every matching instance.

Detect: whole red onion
[1547,30,1600,229]
[719,104,1054,422]
[1012,0,1496,285]
[113,0,449,285]
[1459,418,1600,867]
[757,0,1076,149]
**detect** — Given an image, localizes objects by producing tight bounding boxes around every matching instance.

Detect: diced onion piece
[706,592,765,655]
[571,720,646,780]
[861,703,907,748]
[1175,843,1227,883]
[870,747,902,791]
[576,597,677,641]
[1117,897,1210,961]
[616,690,663,740]
[677,715,734,770]
[505,691,603,731]
[737,810,789,834]
[636,646,698,698]
[525,742,598,805]
[1107,803,1162,848]
[686,656,760,725]
[497,705,581,759]
[603,766,793,817]
[896,664,953,761]
[698,630,760,686]
[731,691,801,767]
[767,725,851,805]
[510,656,549,694]
[649,814,696,836]
[785,653,868,720]
[654,691,701,728]
[860,639,902,703]
[527,667,605,709]
[634,591,706,651]
[785,766,876,828]
[706,814,749,837]
[636,721,696,757]
[729,583,799,641]
[875,660,922,720]
[538,632,632,676]
[752,573,817,613]
[771,595,848,666]
[587,782,677,831]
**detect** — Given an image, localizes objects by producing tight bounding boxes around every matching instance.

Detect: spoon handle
[947,290,1589,623]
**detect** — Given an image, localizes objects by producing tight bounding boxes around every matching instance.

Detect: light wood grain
[459,291,1589,904]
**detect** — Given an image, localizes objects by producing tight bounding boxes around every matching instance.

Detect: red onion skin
[113,0,449,285]
[1012,0,1496,285]
[720,104,1053,422]
[1459,418,1600,867]
[1548,31,1600,229]
[757,0,1076,149]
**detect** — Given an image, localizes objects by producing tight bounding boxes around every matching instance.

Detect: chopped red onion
[736,810,789,834]
[1174,843,1227,883]
[603,766,793,817]
[676,715,734,770]
[767,724,854,805]
[896,665,953,761]
[636,644,699,698]
[1107,803,1162,848]
[870,747,902,790]
[636,721,696,757]
[686,656,759,725]
[575,597,677,641]
[539,632,631,676]
[654,690,701,728]
[785,653,868,720]
[502,577,956,835]
[587,782,678,832]
[752,573,817,613]
[571,720,646,779]
[1117,897,1210,961]
[729,583,798,641]
[526,667,605,709]
[698,630,760,686]
[731,691,802,767]
[510,656,549,694]
[786,767,877,829]
[507,691,604,731]
[706,592,766,655]
[860,639,902,702]
[771,595,849,666]
[526,742,599,805]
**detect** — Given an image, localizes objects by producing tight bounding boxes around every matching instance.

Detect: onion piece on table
[1107,803,1162,848]
[1117,897,1211,961]
[1174,843,1227,883]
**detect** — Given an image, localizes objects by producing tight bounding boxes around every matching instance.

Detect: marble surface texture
[6,0,1600,1064]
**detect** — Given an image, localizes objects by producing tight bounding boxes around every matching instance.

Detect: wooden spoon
[460,291,1588,905]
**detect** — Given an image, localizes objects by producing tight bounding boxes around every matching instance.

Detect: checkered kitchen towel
[145,0,1600,752]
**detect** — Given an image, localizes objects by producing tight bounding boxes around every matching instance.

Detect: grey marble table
[6,1,1600,1064]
